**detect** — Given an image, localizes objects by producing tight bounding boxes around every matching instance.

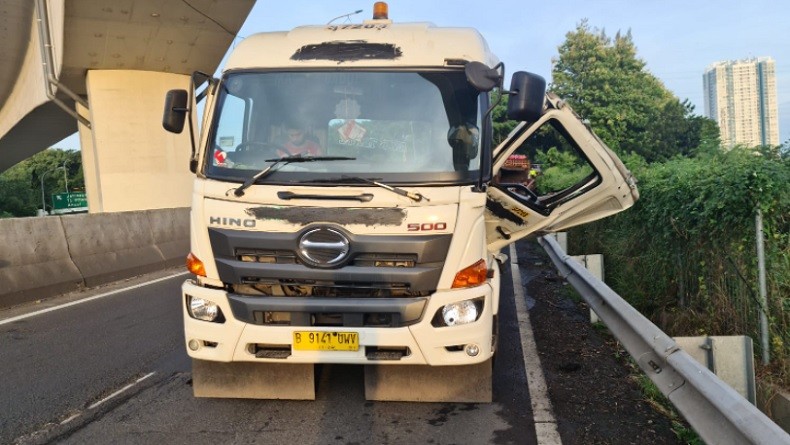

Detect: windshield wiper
[232,155,355,197]
[314,176,429,202]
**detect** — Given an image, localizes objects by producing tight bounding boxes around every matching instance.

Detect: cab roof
[225,21,499,71]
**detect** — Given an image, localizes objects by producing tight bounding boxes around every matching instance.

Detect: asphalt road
[1,260,540,445]
[0,271,188,444]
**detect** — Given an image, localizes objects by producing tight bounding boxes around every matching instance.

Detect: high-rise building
[703,57,779,147]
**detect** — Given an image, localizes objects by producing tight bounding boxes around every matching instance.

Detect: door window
[494,119,599,214]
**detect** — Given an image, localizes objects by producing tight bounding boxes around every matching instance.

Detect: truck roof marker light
[451,259,488,289]
[373,2,388,20]
[186,252,207,277]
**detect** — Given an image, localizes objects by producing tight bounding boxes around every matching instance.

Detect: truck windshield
[205,71,484,185]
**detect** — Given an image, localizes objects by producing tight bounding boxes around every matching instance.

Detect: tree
[0,179,38,217]
[0,149,84,217]
[551,21,713,162]
[491,91,518,146]
[641,99,720,160]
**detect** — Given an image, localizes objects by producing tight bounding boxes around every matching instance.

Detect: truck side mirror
[162,89,189,133]
[465,61,503,92]
[506,72,546,122]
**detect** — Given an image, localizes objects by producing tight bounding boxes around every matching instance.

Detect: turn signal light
[186,252,207,277]
[451,259,488,289]
[373,2,388,19]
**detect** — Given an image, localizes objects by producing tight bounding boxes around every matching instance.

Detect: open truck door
[486,93,639,253]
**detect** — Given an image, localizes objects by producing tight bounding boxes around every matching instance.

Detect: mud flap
[192,359,315,400]
[364,359,493,403]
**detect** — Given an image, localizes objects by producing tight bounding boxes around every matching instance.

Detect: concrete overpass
[0,0,256,212]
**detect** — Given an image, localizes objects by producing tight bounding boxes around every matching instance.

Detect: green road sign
[52,192,88,210]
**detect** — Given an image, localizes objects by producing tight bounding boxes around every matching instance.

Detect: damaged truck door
[486,92,640,253]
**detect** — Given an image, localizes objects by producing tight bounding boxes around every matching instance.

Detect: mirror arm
[186,78,198,173]
[492,62,505,89]
[482,62,511,119]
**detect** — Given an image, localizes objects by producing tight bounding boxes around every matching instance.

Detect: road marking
[59,413,81,425]
[57,371,157,427]
[0,272,188,327]
[88,372,156,410]
[509,243,563,445]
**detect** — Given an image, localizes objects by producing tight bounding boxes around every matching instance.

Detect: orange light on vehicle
[373,2,388,19]
[451,259,488,289]
[186,252,207,277]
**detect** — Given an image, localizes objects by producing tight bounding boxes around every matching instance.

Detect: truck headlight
[187,295,225,322]
[432,298,483,327]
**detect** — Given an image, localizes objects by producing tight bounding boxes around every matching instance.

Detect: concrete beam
[0,0,71,172]
[80,70,193,212]
[0,0,256,173]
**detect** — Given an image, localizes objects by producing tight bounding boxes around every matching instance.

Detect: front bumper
[182,279,495,366]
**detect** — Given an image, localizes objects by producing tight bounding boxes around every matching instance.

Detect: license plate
[293,331,359,351]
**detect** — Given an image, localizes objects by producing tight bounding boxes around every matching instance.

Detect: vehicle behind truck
[162,2,639,402]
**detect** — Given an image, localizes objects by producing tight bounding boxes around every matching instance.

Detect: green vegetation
[544,22,789,386]
[571,150,789,383]
[533,146,593,194]
[491,20,790,387]
[594,323,702,443]
[551,20,719,161]
[630,359,704,444]
[0,148,84,217]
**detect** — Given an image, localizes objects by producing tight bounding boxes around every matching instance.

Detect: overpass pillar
[78,70,193,213]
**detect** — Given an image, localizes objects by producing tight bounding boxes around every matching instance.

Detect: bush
[569,148,789,384]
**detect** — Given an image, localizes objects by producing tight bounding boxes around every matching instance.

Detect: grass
[597,327,705,445]
[628,369,704,445]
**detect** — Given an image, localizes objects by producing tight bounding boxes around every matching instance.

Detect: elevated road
[0,0,256,172]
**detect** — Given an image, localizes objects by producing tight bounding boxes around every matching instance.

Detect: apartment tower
[703,57,779,147]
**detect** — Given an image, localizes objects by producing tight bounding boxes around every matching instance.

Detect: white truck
[163,3,638,402]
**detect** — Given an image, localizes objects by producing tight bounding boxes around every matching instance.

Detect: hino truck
[162,3,639,402]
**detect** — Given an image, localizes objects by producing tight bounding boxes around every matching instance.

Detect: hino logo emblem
[298,227,350,267]
[209,216,256,228]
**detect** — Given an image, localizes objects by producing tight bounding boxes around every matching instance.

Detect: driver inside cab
[279,124,322,157]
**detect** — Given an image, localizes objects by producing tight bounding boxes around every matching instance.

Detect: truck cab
[163,6,638,402]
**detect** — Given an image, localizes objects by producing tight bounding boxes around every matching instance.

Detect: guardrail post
[570,254,604,323]
[675,336,756,404]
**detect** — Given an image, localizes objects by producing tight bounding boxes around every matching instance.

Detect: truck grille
[209,227,451,297]
[236,249,417,269]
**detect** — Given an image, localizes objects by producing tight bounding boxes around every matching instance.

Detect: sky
[56,0,790,149]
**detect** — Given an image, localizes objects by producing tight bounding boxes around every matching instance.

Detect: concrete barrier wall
[0,208,189,309]
[146,208,190,267]
[0,217,83,307]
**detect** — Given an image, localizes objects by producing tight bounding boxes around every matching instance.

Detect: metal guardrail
[538,235,790,445]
